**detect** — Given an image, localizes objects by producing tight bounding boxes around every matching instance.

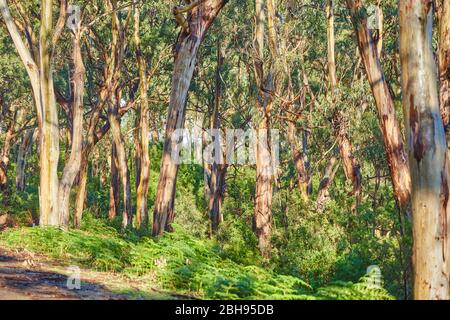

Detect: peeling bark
[0,0,64,226]
[253,116,274,258]
[326,0,337,92]
[251,0,276,258]
[399,0,450,300]
[58,31,85,228]
[346,0,411,213]
[152,0,227,236]
[438,0,450,133]
[38,0,61,226]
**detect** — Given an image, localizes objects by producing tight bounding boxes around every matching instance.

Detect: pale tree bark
[152,0,227,236]
[346,0,411,213]
[375,0,383,58]
[438,0,450,133]
[16,129,35,192]
[38,0,62,226]
[134,6,150,230]
[0,0,66,226]
[58,30,85,228]
[326,0,337,92]
[399,0,450,300]
[252,0,277,258]
[254,116,274,257]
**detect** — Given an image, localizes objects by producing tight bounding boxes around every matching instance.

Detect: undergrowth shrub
[0,216,394,300]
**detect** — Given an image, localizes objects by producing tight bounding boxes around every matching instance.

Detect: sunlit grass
[0,215,394,300]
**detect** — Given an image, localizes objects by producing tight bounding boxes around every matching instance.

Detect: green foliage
[0,218,393,300]
[271,190,346,288]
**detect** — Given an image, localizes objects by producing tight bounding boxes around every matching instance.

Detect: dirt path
[0,248,135,300]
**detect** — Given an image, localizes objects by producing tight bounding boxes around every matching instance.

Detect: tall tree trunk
[438,0,450,133]
[1,0,65,226]
[38,0,60,226]
[346,0,411,213]
[399,0,450,300]
[58,31,85,228]
[109,143,120,220]
[328,0,361,209]
[16,129,35,192]
[73,45,117,227]
[254,115,274,258]
[152,0,227,236]
[252,0,277,258]
[134,6,150,230]
[326,0,337,91]
[207,39,227,234]
[108,92,133,228]
[73,82,131,227]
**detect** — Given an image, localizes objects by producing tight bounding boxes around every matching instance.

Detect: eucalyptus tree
[326,0,362,210]
[399,0,450,300]
[346,0,411,214]
[0,0,67,225]
[134,4,150,230]
[152,0,227,236]
[437,0,450,133]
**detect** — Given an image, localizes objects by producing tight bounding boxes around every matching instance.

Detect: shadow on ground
[0,252,129,300]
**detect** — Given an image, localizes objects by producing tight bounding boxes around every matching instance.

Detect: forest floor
[0,247,177,300]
